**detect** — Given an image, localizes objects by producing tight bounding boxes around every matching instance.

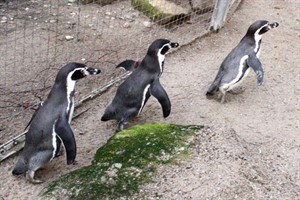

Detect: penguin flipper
[55,116,76,165]
[150,79,171,118]
[247,53,264,85]
[116,59,137,72]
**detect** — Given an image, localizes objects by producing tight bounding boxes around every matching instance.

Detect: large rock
[39,123,203,200]
[131,0,191,26]
[80,0,117,6]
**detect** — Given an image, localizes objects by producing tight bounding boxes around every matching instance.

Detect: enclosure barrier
[0,0,240,161]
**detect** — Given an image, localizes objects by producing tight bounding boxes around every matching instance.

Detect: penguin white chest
[66,75,76,123]
[157,52,165,73]
[138,84,151,115]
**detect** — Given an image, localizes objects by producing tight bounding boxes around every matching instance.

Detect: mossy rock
[80,0,117,6]
[131,0,191,26]
[40,123,203,200]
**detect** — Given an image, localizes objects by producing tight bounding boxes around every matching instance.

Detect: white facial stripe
[66,71,76,115]
[157,44,170,73]
[51,120,57,160]
[221,55,249,92]
[254,24,268,53]
[138,84,151,115]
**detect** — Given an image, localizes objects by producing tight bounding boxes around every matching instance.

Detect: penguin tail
[206,80,221,99]
[12,156,28,175]
[101,106,115,121]
[116,60,139,72]
[206,84,218,96]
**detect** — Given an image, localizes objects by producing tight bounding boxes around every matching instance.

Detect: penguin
[12,62,101,183]
[101,39,179,131]
[116,59,139,72]
[206,20,279,103]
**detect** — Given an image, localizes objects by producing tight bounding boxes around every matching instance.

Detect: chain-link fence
[0,0,241,160]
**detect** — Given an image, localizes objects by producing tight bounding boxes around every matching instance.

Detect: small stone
[0,16,7,23]
[68,0,77,2]
[65,35,74,41]
[123,22,131,28]
[49,19,57,23]
[114,163,122,169]
[143,21,152,28]
[105,11,112,16]
[25,7,29,11]
[81,58,86,61]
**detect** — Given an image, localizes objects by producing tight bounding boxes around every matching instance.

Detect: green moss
[80,0,117,6]
[131,0,169,22]
[40,123,203,200]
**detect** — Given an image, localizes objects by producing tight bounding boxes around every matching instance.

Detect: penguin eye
[160,45,170,55]
[71,69,85,80]
[258,25,269,35]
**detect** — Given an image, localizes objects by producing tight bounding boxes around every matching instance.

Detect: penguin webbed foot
[218,92,226,104]
[116,120,126,132]
[26,170,44,184]
[71,160,78,165]
[67,159,77,165]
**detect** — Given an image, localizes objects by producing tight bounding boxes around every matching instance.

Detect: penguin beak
[86,67,101,75]
[170,42,179,48]
[268,22,279,29]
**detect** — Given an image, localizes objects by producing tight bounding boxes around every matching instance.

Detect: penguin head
[147,39,179,56]
[246,20,279,37]
[55,62,101,83]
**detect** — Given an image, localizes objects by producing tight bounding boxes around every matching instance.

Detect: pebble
[123,22,131,28]
[0,16,7,23]
[143,21,152,28]
[49,19,57,23]
[65,35,74,40]
[105,11,112,16]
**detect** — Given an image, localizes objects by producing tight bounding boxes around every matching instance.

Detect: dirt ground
[1,0,299,199]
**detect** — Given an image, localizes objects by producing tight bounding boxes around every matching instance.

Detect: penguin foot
[72,160,78,165]
[219,93,226,104]
[228,87,245,95]
[26,171,44,184]
[116,121,125,132]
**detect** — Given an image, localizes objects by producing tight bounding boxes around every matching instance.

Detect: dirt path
[1,0,299,199]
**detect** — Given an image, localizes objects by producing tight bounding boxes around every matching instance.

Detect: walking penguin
[206,20,279,103]
[101,39,179,131]
[12,62,101,183]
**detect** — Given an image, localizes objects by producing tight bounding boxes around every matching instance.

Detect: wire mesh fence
[0,0,241,154]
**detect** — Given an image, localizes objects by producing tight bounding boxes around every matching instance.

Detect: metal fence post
[210,0,232,32]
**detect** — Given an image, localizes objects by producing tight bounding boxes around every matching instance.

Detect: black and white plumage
[206,20,279,103]
[12,62,101,184]
[101,39,179,131]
